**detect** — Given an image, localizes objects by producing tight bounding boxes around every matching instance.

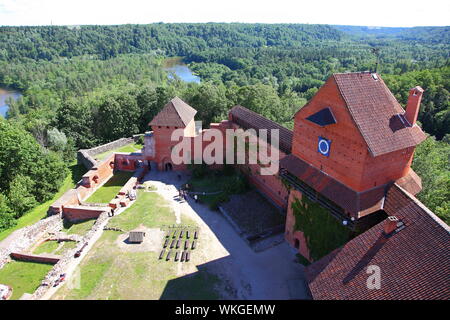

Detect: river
[164,57,200,83]
[0,88,22,118]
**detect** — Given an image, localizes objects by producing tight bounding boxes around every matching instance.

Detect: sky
[0,0,449,27]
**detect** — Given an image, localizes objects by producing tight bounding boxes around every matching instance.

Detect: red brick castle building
[63,71,448,300]
[143,71,448,299]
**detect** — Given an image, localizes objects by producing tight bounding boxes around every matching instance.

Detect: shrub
[0,194,16,232]
[47,127,68,152]
[136,135,145,145]
[189,162,209,178]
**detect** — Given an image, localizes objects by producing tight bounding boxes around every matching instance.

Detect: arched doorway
[165,162,173,171]
[294,238,300,249]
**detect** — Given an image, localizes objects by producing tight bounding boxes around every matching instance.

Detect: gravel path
[144,170,310,300]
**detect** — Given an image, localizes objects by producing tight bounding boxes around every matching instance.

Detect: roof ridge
[149,97,197,127]
[231,105,292,131]
[392,183,450,231]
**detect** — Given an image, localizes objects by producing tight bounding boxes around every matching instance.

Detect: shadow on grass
[101,171,133,187]
[68,163,87,185]
[160,262,223,300]
[63,218,96,235]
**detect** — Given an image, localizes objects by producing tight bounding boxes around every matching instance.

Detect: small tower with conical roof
[148,97,197,171]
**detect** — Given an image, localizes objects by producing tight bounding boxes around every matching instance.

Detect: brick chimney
[383,216,399,235]
[405,86,424,126]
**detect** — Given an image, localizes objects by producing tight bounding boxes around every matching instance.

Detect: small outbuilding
[128,226,146,243]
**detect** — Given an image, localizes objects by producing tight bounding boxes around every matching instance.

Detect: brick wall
[62,206,109,222]
[0,215,62,270]
[77,137,135,170]
[284,190,312,261]
[10,252,60,265]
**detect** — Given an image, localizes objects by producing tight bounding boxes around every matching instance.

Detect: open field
[94,143,143,161]
[85,171,133,203]
[52,191,223,300]
[0,261,53,300]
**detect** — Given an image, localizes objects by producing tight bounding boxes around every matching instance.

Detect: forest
[0,23,448,230]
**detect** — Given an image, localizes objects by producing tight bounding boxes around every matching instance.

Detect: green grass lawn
[85,171,133,203]
[54,241,77,255]
[33,240,60,255]
[33,240,78,256]
[95,143,143,161]
[108,191,175,231]
[0,261,53,300]
[0,163,86,242]
[52,191,222,300]
[63,219,96,236]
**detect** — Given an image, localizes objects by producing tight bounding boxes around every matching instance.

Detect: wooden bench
[166,250,172,261]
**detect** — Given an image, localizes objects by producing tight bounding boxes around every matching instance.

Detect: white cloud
[0,0,448,27]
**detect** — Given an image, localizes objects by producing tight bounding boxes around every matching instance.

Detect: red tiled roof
[333,72,427,157]
[229,105,293,154]
[305,184,450,300]
[149,97,197,127]
[280,154,385,216]
[395,169,422,196]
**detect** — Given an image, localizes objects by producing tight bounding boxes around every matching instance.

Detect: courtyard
[85,171,134,203]
[51,170,309,300]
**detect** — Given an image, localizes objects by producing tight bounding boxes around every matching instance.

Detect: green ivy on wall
[292,196,353,261]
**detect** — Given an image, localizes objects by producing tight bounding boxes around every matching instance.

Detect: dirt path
[144,170,309,300]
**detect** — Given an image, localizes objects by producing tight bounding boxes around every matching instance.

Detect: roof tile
[305,184,450,300]
[333,72,427,156]
[149,96,197,127]
[229,105,293,154]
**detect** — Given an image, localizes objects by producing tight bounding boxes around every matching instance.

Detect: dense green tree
[0,118,67,229]
[46,128,68,152]
[412,136,450,224]
[184,83,230,125]
[0,194,15,231]
[94,92,141,142]
[55,99,97,148]
[7,175,37,216]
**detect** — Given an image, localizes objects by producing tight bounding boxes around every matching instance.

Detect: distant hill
[0,23,345,61]
[334,25,450,44]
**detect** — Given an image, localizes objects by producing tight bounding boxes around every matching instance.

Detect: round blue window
[318,137,331,157]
